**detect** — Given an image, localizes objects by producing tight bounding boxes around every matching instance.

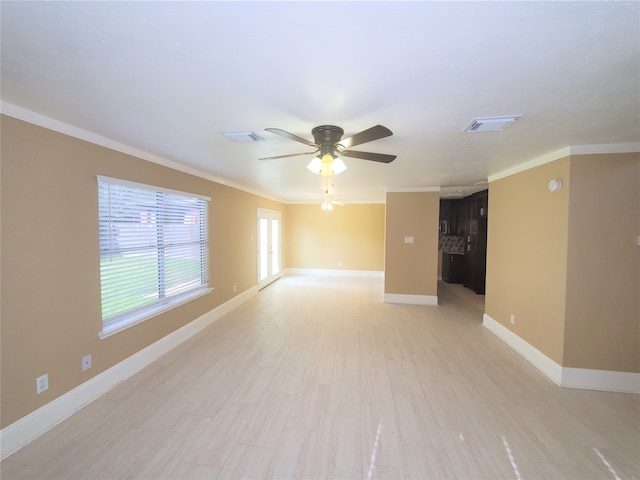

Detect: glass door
[257,208,281,289]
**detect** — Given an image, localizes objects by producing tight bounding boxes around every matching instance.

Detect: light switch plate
[404,236,414,244]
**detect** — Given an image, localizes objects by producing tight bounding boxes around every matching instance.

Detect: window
[97,176,210,337]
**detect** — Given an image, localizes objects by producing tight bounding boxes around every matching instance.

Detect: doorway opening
[257,208,281,289]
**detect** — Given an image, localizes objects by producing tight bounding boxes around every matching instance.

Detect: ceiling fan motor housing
[312,125,344,158]
[312,125,344,146]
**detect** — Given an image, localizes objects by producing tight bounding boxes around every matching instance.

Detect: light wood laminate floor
[2,276,638,479]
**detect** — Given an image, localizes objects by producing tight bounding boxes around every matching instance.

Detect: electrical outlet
[36,374,49,394]
[233,284,237,292]
[338,261,342,267]
[510,314,515,325]
[82,354,92,371]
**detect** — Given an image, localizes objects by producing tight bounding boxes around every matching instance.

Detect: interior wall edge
[0,284,259,461]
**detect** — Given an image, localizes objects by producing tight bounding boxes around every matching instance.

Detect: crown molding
[569,143,640,155]
[489,143,640,183]
[0,101,285,204]
[488,147,571,183]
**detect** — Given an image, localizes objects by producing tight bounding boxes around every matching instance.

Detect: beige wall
[384,191,439,296]
[485,158,571,364]
[564,153,640,372]
[485,153,640,373]
[0,115,284,427]
[3,113,637,432]
[284,203,385,271]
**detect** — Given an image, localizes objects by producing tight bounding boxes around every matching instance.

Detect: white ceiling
[2,1,639,203]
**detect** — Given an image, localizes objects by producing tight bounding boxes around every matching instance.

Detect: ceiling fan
[259,124,396,175]
[321,197,343,210]
[320,183,344,210]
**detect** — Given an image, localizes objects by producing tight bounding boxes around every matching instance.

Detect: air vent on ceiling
[222,131,265,143]
[463,115,522,133]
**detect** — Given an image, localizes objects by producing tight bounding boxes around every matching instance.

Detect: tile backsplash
[439,234,465,253]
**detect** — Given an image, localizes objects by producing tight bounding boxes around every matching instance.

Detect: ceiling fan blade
[259,151,316,161]
[265,128,317,147]
[341,150,396,163]
[338,125,393,149]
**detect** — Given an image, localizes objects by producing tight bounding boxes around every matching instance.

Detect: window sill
[99,287,213,339]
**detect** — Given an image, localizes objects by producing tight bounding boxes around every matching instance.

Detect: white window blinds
[98,176,210,330]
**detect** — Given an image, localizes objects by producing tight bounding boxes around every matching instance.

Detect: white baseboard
[482,314,640,394]
[482,313,563,384]
[284,268,383,278]
[383,293,438,306]
[0,286,258,461]
[561,367,640,393]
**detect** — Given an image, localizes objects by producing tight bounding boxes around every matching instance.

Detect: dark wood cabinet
[439,199,464,235]
[462,190,488,294]
[463,218,487,294]
[442,253,464,283]
[439,200,451,234]
[479,190,488,218]
[453,200,464,235]
[470,189,488,218]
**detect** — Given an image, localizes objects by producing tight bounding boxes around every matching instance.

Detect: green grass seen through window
[100,254,203,319]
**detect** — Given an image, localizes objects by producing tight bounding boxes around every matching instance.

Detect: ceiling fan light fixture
[331,157,347,175]
[306,157,322,174]
[306,154,347,176]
